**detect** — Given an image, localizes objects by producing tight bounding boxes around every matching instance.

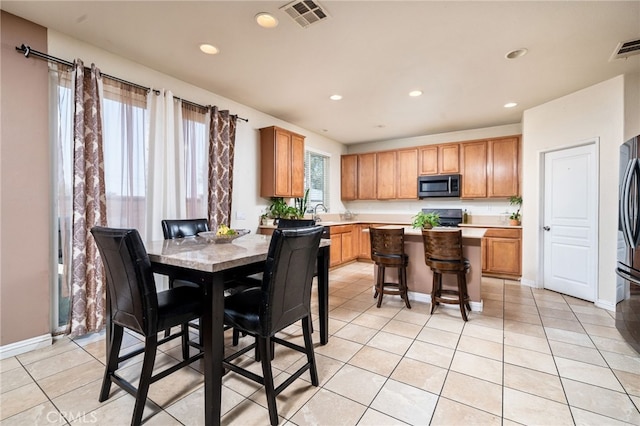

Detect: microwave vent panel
[281,0,329,28]
[610,38,640,61]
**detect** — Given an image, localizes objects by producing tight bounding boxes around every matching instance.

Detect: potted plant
[267,197,289,224]
[509,195,522,225]
[412,211,441,229]
[294,189,310,219]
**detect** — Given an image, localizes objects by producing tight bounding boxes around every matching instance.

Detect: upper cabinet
[460,136,520,198]
[340,135,519,201]
[376,151,396,199]
[419,143,459,175]
[396,148,419,199]
[487,137,519,197]
[357,153,377,200]
[460,141,488,198]
[340,154,358,201]
[340,149,418,200]
[260,126,305,198]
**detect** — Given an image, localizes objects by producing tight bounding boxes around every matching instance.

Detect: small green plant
[294,188,310,218]
[509,195,523,220]
[412,211,441,229]
[267,197,289,219]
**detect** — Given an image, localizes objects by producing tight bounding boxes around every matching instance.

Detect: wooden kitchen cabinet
[419,144,459,175]
[376,151,397,199]
[341,154,358,201]
[357,153,377,200]
[487,137,519,197]
[482,227,522,277]
[397,148,418,199]
[460,136,520,198]
[460,141,488,198]
[329,225,357,267]
[260,126,305,198]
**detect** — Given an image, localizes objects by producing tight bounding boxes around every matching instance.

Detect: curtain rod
[16,44,249,123]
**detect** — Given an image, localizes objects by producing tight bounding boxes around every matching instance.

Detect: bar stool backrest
[422,229,465,271]
[370,227,405,265]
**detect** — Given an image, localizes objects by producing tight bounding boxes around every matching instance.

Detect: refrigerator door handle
[620,158,640,248]
[616,262,640,286]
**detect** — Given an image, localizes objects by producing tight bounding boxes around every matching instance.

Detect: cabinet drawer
[483,228,521,239]
[329,225,353,234]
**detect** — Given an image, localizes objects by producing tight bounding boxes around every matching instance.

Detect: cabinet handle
[543,226,550,231]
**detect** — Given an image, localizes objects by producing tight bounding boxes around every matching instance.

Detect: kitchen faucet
[313,204,327,222]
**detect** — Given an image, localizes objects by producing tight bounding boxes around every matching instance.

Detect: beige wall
[1,12,52,346]
[521,75,628,309]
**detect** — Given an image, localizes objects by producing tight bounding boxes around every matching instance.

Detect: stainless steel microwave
[418,174,461,198]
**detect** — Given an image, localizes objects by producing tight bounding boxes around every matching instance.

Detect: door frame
[538,138,599,301]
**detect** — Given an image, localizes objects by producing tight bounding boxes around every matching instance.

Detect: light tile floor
[2,262,640,425]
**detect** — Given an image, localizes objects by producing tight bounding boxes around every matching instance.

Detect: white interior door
[543,143,598,301]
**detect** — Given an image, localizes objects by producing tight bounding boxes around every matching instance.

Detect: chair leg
[258,336,279,426]
[131,334,158,426]
[302,316,319,386]
[373,264,382,299]
[99,323,124,402]
[376,265,385,308]
[400,265,411,309]
[181,323,190,360]
[457,274,469,321]
[430,272,440,314]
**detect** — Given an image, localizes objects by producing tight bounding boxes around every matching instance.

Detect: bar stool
[369,227,411,309]
[421,229,471,321]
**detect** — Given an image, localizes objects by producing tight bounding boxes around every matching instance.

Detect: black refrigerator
[616,135,640,353]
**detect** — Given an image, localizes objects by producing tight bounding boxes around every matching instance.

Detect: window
[304,149,330,212]
[182,104,208,218]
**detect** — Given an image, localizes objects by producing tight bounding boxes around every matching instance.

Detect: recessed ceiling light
[199,44,219,55]
[255,12,278,28]
[409,90,423,97]
[505,48,528,59]
[504,102,518,108]
[329,94,342,101]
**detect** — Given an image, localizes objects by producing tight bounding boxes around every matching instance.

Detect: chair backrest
[422,229,464,263]
[369,227,405,265]
[91,226,158,336]
[277,218,316,228]
[161,219,209,239]
[259,226,324,335]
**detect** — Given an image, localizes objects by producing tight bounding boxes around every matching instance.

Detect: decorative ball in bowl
[198,228,250,243]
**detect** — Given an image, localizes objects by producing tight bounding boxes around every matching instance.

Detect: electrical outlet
[236,211,246,220]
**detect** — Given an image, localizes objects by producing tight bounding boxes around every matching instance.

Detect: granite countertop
[258,215,520,230]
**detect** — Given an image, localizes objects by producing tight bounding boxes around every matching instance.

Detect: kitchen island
[374,226,487,310]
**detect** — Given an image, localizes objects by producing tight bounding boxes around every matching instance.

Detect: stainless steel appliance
[616,135,640,353]
[418,174,461,198]
[422,208,463,227]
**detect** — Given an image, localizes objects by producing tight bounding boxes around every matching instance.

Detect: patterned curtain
[68,60,108,336]
[207,107,237,230]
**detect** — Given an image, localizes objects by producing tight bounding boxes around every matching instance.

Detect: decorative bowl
[198,229,250,243]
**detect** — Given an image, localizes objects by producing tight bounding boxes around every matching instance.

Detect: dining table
[145,232,330,426]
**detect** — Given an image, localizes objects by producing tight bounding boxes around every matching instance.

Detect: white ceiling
[3,1,640,144]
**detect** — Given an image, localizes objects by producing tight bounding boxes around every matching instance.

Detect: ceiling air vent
[610,38,640,61]
[281,0,329,28]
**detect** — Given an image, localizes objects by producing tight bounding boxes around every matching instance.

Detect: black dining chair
[276,218,316,228]
[222,226,324,426]
[91,226,204,426]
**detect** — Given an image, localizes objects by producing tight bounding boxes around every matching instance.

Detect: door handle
[543,226,550,231]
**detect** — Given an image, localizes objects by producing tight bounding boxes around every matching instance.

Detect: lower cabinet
[482,228,522,278]
[329,225,357,267]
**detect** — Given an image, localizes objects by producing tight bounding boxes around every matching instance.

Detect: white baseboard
[0,333,52,360]
[408,291,483,312]
[595,299,616,312]
[520,278,542,288]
